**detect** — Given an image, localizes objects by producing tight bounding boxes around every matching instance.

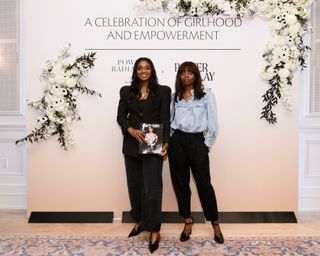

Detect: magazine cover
[139,123,163,154]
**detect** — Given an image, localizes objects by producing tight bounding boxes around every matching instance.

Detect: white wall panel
[299,129,320,211]
[0,124,26,209]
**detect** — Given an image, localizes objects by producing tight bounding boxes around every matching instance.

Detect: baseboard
[27,211,297,223]
[122,211,297,223]
[28,211,114,223]
[218,211,297,223]
[122,211,206,223]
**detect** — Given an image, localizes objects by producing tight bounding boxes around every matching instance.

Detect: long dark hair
[129,57,159,101]
[174,61,205,102]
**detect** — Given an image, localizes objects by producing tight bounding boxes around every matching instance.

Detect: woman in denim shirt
[168,61,224,244]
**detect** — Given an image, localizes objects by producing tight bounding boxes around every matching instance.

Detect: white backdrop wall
[22,0,298,218]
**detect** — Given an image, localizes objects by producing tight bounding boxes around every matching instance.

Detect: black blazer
[117,85,171,157]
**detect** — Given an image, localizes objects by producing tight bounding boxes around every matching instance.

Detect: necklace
[140,88,149,99]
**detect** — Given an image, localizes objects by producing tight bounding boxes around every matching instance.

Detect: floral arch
[136,0,314,124]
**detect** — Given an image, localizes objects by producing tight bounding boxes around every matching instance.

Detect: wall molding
[0,124,26,133]
[0,125,26,209]
[0,138,24,176]
[299,129,320,211]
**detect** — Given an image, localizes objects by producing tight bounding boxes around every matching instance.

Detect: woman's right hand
[127,127,145,143]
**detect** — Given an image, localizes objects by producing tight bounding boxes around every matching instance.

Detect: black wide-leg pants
[168,130,219,221]
[124,154,163,232]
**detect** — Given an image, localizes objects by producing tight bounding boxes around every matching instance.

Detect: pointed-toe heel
[128,224,141,238]
[149,232,160,253]
[180,230,191,242]
[180,217,194,242]
[214,233,224,244]
[212,221,224,244]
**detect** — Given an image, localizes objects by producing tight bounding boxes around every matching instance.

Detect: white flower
[52,97,65,112]
[65,77,77,88]
[191,0,200,6]
[288,23,301,34]
[65,68,80,77]
[272,8,281,16]
[72,90,79,97]
[17,45,100,150]
[54,74,66,85]
[278,68,290,79]
[133,0,311,123]
[286,14,298,25]
[37,116,48,124]
[47,112,57,122]
[49,85,64,96]
[285,60,298,71]
[289,46,300,58]
[270,20,284,32]
[261,69,274,80]
[267,65,277,75]
[57,118,65,124]
[287,34,296,46]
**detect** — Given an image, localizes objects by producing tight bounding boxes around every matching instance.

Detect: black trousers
[124,154,163,232]
[168,130,219,221]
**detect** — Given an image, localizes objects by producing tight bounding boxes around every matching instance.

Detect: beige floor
[1,210,320,238]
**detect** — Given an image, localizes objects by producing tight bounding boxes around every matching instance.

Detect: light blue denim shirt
[170,88,219,148]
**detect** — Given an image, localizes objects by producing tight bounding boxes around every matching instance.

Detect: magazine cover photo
[139,123,163,154]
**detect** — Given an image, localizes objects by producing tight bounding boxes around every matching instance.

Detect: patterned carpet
[1,235,320,255]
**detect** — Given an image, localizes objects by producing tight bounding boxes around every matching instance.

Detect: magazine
[139,123,163,154]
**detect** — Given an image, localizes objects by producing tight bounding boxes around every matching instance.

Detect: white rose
[65,77,77,88]
[288,23,300,34]
[72,90,79,97]
[54,74,66,85]
[272,8,281,16]
[218,1,231,12]
[286,14,298,25]
[278,68,290,78]
[191,0,200,6]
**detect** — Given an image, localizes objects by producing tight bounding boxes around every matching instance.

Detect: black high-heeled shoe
[128,223,141,238]
[148,232,160,253]
[211,221,224,244]
[180,217,194,242]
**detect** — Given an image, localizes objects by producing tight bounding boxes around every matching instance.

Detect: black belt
[174,129,203,136]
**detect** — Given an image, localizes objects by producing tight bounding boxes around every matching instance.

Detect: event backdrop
[22,0,298,218]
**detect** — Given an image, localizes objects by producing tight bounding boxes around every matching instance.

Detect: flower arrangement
[16,44,101,150]
[136,0,313,123]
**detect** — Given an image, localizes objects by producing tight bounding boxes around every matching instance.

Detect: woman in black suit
[117,57,171,253]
